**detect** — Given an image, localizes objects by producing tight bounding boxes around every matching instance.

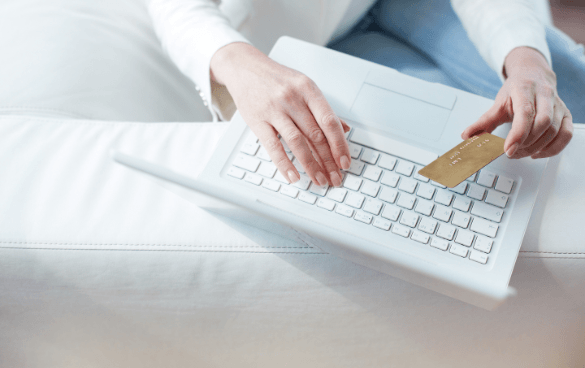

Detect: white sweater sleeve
[451,0,551,81]
[148,0,250,114]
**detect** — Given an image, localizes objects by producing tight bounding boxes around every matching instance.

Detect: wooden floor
[551,0,585,44]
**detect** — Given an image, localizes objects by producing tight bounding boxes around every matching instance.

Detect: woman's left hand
[462,46,573,159]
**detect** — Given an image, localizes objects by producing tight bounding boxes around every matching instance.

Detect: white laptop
[113,36,548,310]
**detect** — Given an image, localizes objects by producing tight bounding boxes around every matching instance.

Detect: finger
[275,116,329,186]
[250,121,299,184]
[522,89,555,148]
[461,100,509,140]
[531,111,574,159]
[304,85,351,171]
[516,103,562,158]
[505,87,537,158]
[290,107,343,187]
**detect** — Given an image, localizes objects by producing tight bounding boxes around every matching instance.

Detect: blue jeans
[328,0,585,124]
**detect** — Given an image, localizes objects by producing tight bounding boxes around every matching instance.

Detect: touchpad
[351,82,456,141]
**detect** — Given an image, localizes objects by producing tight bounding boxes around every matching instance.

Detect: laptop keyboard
[228,129,515,266]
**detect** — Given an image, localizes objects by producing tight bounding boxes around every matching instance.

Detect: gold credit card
[418,133,505,188]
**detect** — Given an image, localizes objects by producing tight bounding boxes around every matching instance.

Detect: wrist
[210,42,264,86]
[503,46,552,79]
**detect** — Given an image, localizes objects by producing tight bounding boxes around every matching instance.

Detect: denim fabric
[329,0,585,124]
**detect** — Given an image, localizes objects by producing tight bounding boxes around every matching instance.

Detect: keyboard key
[244,173,263,186]
[378,155,397,170]
[416,183,435,200]
[293,175,311,191]
[396,161,415,176]
[360,180,381,197]
[470,217,499,238]
[280,186,299,198]
[292,158,305,173]
[381,171,400,187]
[471,201,503,222]
[361,148,380,164]
[391,224,411,238]
[298,191,317,204]
[455,229,475,246]
[274,171,289,184]
[433,205,452,222]
[349,143,362,159]
[413,166,430,182]
[379,187,398,203]
[373,217,391,231]
[414,200,434,216]
[411,231,430,244]
[233,154,261,172]
[434,190,453,206]
[227,166,245,179]
[343,175,362,191]
[345,192,365,208]
[381,205,401,221]
[335,204,354,217]
[398,178,418,194]
[241,142,260,156]
[449,182,468,195]
[355,211,373,224]
[495,176,514,194]
[449,244,469,258]
[430,237,449,251]
[363,198,383,215]
[470,251,488,264]
[257,162,277,178]
[466,173,477,182]
[467,183,486,201]
[418,218,438,234]
[262,180,280,192]
[474,236,494,253]
[396,194,416,210]
[327,187,348,203]
[309,182,328,196]
[477,170,496,187]
[317,197,336,211]
[437,223,456,240]
[452,196,472,212]
[400,212,419,228]
[347,160,365,175]
[451,211,471,228]
[363,165,383,181]
[257,146,272,161]
[485,190,509,208]
[244,131,259,145]
[431,180,447,189]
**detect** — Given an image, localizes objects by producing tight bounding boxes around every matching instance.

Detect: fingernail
[340,155,351,170]
[330,171,342,187]
[288,170,300,183]
[506,143,518,158]
[315,172,327,187]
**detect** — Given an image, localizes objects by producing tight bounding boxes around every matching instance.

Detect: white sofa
[1,1,583,367]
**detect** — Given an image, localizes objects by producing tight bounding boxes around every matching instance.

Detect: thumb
[461,102,509,140]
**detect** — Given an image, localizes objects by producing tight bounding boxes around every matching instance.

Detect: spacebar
[349,128,438,166]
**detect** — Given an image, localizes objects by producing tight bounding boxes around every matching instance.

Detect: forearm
[451,0,551,80]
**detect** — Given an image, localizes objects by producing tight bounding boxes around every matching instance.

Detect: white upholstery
[1,0,583,367]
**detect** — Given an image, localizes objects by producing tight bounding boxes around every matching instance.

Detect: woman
[149,0,583,187]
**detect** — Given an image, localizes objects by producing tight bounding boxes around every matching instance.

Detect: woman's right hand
[210,42,351,187]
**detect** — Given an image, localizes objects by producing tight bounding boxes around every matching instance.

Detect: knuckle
[294,75,314,90]
[263,136,282,152]
[519,103,536,118]
[308,128,327,144]
[535,114,552,128]
[276,85,296,102]
[540,86,555,98]
[275,156,291,169]
[286,130,305,148]
[320,113,339,131]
